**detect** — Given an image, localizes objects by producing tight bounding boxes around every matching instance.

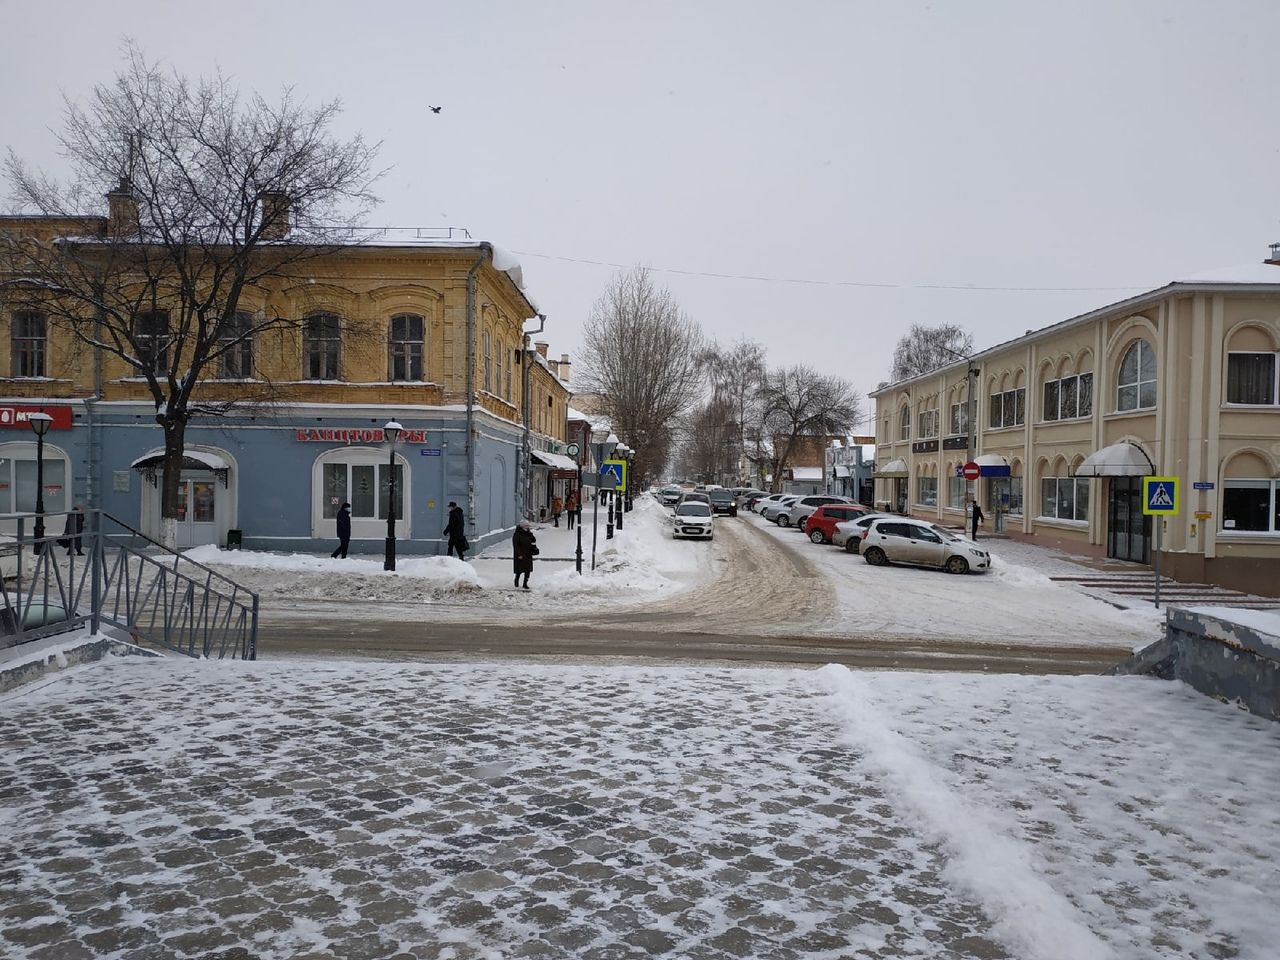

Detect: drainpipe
[518,314,545,522]
[465,243,491,539]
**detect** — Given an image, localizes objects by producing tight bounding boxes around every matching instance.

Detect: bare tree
[682,396,737,485]
[577,267,704,486]
[759,365,861,491]
[889,322,974,382]
[0,43,379,545]
[701,338,765,485]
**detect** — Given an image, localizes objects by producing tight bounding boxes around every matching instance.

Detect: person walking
[512,520,537,590]
[971,501,985,541]
[565,490,579,530]
[60,504,85,556]
[331,502,351,558]
[444,501,468,560]
[551,494,563,527]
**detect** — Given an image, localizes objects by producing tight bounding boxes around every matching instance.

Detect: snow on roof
[1173,262,1280,285]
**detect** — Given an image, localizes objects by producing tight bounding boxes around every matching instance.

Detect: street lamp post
[569,440,584,574]
[592,431,618,569]
[383,420,403,571]
[29,412,53,554]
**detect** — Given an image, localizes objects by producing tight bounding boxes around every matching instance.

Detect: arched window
[495,339,504,399]
[0,441,70,514]
[504,344,514,400]
[1221,451,1279,533]
[388,314,424,381]
[483,328,493,393]
[1117,339,1156,412]
[898,404,911,441]
[303,312,341,380]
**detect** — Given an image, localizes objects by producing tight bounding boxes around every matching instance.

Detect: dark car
[707,489,738,516]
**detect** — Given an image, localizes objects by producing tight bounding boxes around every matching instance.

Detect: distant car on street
[675,491,711,510]
[859,517,991,574]
[707,489,738,516]
[671,501,714,540]
[659,485,682,505]
[803,503,873,543]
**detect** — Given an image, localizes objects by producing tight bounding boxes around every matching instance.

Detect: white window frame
[0,441,71,516]
[1038,476,1090,523]
[898,405,911,441]
[1220,477,1279,534]
[916,477,937,507]
[1116,340,1157,412]
[311,447,411,539]
[1042,374,1092,422]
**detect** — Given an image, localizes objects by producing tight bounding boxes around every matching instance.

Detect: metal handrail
[0,509,257,660]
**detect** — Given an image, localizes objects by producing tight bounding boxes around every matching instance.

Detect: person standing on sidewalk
[971,502,984,541]
[444,501,468,560]
[512,520,537,589]
[551,494,563,527]
[565,490,578,530]
[331,502,351,559]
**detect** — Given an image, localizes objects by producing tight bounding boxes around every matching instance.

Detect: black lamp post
[29,412,53,554]
[384,420,403,571]
[592,430,618,567]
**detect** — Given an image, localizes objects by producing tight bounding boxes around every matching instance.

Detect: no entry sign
[962,461,981,481]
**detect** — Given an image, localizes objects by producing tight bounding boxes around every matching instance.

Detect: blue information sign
[1192,481,1214,490]
[420,448,442,457]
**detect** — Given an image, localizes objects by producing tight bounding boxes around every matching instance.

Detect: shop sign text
[294,427,428,444]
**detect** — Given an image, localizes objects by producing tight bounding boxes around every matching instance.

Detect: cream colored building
[871,252,1280,596]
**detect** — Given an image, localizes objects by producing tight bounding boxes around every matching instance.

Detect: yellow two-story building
[872,251,1280,596]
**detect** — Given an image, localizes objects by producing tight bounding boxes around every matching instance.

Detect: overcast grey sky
[5,0,1279,424]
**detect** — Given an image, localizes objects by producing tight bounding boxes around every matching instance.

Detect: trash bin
[226,529,243,550]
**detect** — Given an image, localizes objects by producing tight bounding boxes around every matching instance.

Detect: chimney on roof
[535,341,549,359]
[558,353,571,383]
[259,191,291,241]
[1268,241,1280,265]
[105,178,138,234]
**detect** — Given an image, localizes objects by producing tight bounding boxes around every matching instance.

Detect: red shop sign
[0,406,75,430]
[294,427,428,444]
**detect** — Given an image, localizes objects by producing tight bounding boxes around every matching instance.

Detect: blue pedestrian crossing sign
[1142,476,1179,516]
[601,459,628,493]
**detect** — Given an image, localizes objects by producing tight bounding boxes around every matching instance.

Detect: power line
[509,249,1155,294]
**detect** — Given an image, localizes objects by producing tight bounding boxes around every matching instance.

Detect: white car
[671,502,714,540]
[760,496,800,524]
[832,513,889,553]
[859,517,991,574]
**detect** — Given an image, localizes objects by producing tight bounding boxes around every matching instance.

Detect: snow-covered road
[2,659,1275,960]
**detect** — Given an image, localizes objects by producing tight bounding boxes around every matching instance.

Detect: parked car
[787,495,854,530]
[736,489,769,510]
[804,503,873,543]
[659,485,683,505]
[859,517,991,574]
[671,501,714,540]
[707,489,738,516]
[751,493,788,514]
[760,496,800,523]
[832,513,889,553]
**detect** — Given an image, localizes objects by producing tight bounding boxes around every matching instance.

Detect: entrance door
[175,472,219,548]
[1107,476,1150,563]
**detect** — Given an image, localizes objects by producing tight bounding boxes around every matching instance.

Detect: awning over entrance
[1074,441,1154,477]
[130,448,230,471]
[974,453,1012,477]
[873,458,909,478]
[530,450,579,471]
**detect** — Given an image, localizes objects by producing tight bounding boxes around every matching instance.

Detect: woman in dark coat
[331,502,351,559]
[512,521,537,589]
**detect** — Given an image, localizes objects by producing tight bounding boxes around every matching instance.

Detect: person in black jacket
[512,521,537,589]
[60,504,85,556]
[971,502,984,541]
[331,502,351,558]
[444,501,468,560]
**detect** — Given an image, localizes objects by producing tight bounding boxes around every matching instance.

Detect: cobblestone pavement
[1,659,1010,960]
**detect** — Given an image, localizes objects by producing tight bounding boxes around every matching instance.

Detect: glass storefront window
[323,463,347,519]
[351,464,376,518]
[14,458,67,514]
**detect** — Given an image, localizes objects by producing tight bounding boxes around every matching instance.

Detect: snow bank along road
[252,502,1160,671]
[3,660,1275,960]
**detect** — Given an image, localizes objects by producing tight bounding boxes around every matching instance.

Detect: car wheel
[776,515,789,526]
[844,538,859,554]
[945,555,970,575]
[864,546,887,566]
[809,529,825,544]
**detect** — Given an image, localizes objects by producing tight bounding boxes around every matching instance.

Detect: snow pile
[183,545,480,602]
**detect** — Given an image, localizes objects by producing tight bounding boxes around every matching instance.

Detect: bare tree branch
[890,322,974,382]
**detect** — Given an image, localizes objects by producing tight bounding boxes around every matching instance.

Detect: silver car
[859,517,991,574]
[671,501,714,540]
[786,495,853,530]
[832,513,889,553]
[759,496,800,523]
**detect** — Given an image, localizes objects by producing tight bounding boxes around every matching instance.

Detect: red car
[804,503,872,544]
